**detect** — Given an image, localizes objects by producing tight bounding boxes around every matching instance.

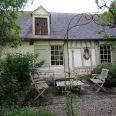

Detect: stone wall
[33,68,93,84]
[75,68,93,77]
[33,70,54,83]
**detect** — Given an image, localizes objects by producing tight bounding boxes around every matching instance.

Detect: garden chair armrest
[92,74,100,76]
[92,74,100,79]
[31,81,46,85]
[35,81,46,84]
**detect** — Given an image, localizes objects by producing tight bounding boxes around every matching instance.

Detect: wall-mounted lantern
[30,40,34,45]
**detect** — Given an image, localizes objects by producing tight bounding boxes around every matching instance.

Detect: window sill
[32,35,50,38]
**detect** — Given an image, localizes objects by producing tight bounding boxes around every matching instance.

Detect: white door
[73,49,82,67]
[35,45,50,67]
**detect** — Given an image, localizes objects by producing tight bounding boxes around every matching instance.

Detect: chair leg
[96,83,107,92]
[33,89,46,102]
[54,81,55,87]
[96,86,101,92]
[78,85,82,94]
[37,89,46,98]
[92,83,97,89]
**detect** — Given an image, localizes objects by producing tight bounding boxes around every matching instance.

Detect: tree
[0,0,33,48]
[95,0,116,51]
[96,0,116,27]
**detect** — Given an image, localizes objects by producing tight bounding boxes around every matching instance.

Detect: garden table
[56,80,84,94]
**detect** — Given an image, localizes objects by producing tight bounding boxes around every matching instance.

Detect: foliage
[0,0,33,47]
[91,62,112,74]
[0,52,45,107]
[1,106,55,116]
[106,63,116,85]
[97,0,116,42]
[75,77,82,81]
[37,107,55,116]
[98,0,116,23]
[98,10,115,23]
[2,106,35,116]
[61,83,78,116]
[86,76,92,82]
[91,62,116,85]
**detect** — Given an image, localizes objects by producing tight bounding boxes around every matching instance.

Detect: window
[100,45,111,63]
[51,46,63,65]
[35,18,48,35]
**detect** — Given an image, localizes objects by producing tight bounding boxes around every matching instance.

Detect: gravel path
[33,98,116,116]
[29,82,116,116]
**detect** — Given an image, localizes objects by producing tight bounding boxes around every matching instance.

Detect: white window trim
[50,45,64,66]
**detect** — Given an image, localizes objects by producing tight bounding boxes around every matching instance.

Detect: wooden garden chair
[90,68,109,92]
[30,73,49,102]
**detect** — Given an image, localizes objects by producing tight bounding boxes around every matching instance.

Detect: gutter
[24,38,116,41]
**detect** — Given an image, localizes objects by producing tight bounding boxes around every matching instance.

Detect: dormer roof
[31,5,50,16]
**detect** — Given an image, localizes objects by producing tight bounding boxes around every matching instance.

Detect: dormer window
[35,18,48,35]
[32,6,50,36]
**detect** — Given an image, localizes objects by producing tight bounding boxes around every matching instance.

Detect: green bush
[37,107,55,116]
[0,52,45,106]
[106,63,116,85]
[91,62,112,74]
[2,106,55,116]
[91,62,116,86]
[2,106,35,116]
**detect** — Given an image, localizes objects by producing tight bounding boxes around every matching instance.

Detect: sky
[24,0,111,13]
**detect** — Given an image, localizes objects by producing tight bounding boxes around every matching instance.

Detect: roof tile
[17,12,116,39]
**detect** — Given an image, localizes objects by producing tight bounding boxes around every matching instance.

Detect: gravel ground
[32,98,116,116]
[30,82,116,116]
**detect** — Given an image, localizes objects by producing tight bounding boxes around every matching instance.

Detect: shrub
[2,106,35,116]
[37,107,55,116]
[106,63,116,85]
[91,62,112,74]
[91,62,116,86]
[0,52,45,107]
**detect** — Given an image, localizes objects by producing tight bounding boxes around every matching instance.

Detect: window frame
[35,18,48,35]
[51,45,64,66]
[100,45,112,63]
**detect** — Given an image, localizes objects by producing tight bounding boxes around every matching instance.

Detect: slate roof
[17,11,116,40]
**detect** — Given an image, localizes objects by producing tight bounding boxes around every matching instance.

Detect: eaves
[24,37,116,41]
